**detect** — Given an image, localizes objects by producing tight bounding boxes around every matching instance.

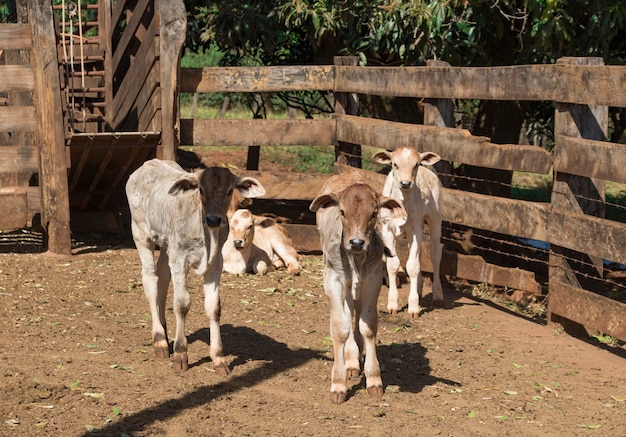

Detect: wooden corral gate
[0,1,624,343]
[0,0,185,252]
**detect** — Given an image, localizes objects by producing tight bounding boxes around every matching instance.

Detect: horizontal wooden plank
[68,132,161,149]
[0,146,39,172]
[237,170,330,200]
[549,209,626,265]
[180,66,335,93]
[336,114,552,173]
[554,135,626,184]
[0,187,28,230]
[0,106,37,132]
[549,279,626,341]
[0,65,34,93]
[442,190,550,242]
[335,64,626,107]
[282,224,321,252]
[0,24,32,50]
[180,118,336,147]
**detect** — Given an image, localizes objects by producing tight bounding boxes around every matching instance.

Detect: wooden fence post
[157,0,186,161]
[334,56,361,167]
[29,0,71,255]
[548,56,608,331]
[423,59,454,187]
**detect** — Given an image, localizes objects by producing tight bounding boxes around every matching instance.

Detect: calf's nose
[205,215,222,228]
[349,238,366,251]
[400,180,412,190]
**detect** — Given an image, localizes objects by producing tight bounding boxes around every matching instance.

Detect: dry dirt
[0,243,625,437]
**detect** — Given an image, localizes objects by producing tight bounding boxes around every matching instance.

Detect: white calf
[310,171,406,403]
[222,209,302,275]
[125,159,265,374]
[373,146,443,317]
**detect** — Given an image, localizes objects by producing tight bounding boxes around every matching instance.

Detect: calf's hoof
[214,363,230,377]
[173,353,189,372]
[330,390,347,404]
[154,345,170,359]
[287,264,301,275]
[388,308,398,315]
[367,385,384,398]
[433,298,445,307]
[347,368,360,380]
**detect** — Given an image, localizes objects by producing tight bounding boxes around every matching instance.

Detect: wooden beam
[180,119,336,147]
[554,135,626,184]
[0,146,39,172]
[180,66,335,93]
[0,106,37,132]
[336,114,552,174]
[29,0,71,255]
[549,209,626,265]
[334,64,626,107]
[110,0,152,77]
[549,279,626,341]
[0,23,32,50]
[237,170,329,200]
[0,187,29,230]
[0,65,34,93]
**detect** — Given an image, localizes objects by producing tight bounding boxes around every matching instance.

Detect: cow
[125,159,265,374]
[309,171,406,403]
[222,208,302,275]
[373,146,444,317]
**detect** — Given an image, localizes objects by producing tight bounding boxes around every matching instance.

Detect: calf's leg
[405,227,423,318]
[170,258,191,371]
[358,277,384,397]
[203,262,230,376]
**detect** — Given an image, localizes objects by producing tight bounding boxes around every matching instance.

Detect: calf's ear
[236,177,266,198]
[309,193,338,212]
[168,175,200,195]
[420,152,441,166]
[379,196,407,227]
[372,150,392,165]
[254,216,276,228]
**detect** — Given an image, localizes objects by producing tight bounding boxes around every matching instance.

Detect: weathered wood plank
[282,224,321,252]
[111,19,158,129]
[334,64,626,107]
[110,0,152,77]
[180,66,335,93]
[554,135,626,184]
[0,23,32,50]
[336,114,552,173]
[0,65,34,93]
[549,209,626,265]
[0,106,37,132]
[549,279,626,341]
[29,0,72,254]
[0,146,39,172]
[180,119,336,147]
[442,190,550,242]
[0,187,28,230]
[237,170,329,200]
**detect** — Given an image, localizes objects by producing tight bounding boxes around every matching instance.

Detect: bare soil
[1,244,625,437]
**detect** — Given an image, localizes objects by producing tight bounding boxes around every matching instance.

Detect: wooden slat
[0,146,39,172]
[0,187,28,230]
[0,106,37,132]
[334,64,626,107]
[549,209,626,265]
[0,65,34,93]
[68,132,161,149]
[180,119,336,147]
[282,224,321,252]
[237,170,330,200]
[554,135,626,184]
[110,0,152,76]
[111,19,158,129]
[336,114,552,173]
[549,279,626,341]
[0,24,32,50]
[180,66,335,93]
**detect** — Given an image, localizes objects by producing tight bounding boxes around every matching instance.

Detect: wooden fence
[179,58,626,342]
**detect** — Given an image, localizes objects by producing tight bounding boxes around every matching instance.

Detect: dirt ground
[1,241,625,437]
